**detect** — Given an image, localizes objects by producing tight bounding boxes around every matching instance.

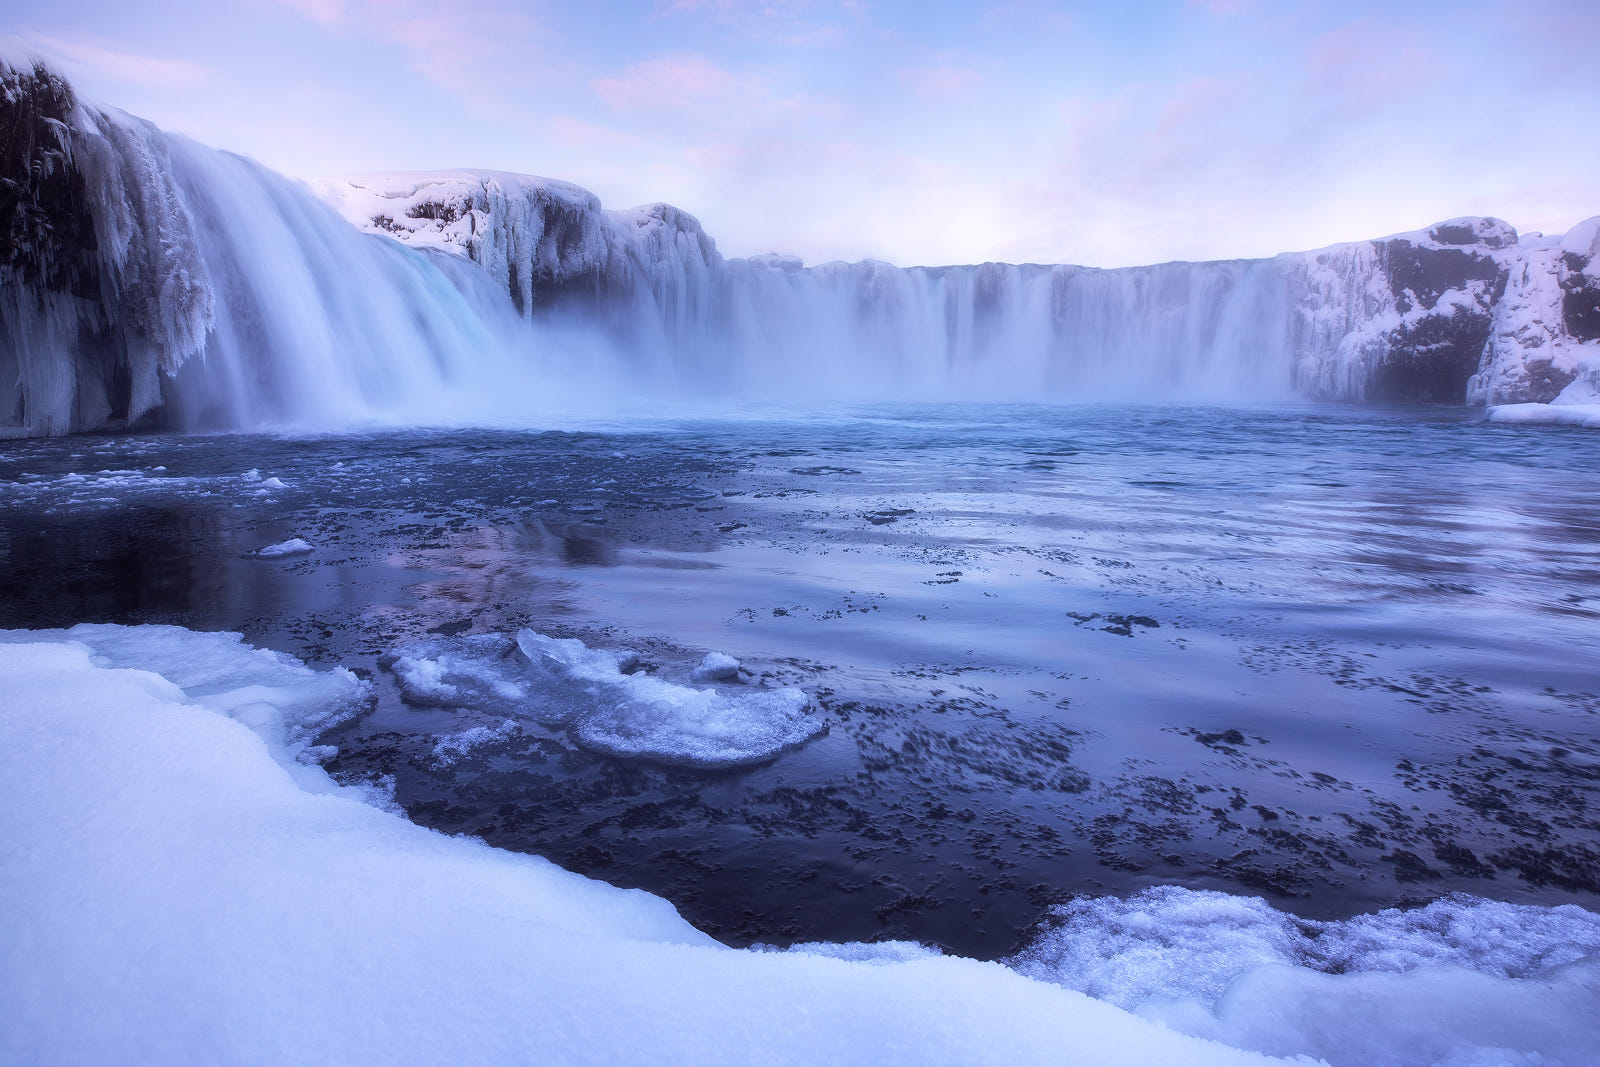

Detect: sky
[9,0,1598,268]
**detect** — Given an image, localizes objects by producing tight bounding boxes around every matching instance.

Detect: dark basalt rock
[1428,218,1518,250]
[1379,240,1505,316]
[1560,251,1600,343]
[1372,306,1496,404]
[1368,225,1511,403]
[0,61,100,299]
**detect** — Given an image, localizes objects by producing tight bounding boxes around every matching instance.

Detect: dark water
[2,403,1597,958]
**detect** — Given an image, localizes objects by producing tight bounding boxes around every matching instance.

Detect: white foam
[0,632,1283,1066]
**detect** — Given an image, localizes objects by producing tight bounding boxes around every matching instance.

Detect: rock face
[4,58,1598,436]
[1465,219,1600,406]
[316,172,721,330]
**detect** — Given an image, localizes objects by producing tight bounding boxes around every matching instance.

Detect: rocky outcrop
[1466,219,1600,406]
[316,172,721,330]
[1,61,99,300]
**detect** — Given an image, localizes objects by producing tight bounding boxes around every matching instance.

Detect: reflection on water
[1,403,1597,957]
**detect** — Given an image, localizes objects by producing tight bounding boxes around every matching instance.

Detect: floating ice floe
[1488,402,1600,427]
[253,538,314,558]
[692,651,742,682]
[385,630,822,768]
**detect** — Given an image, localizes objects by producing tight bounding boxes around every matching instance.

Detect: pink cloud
[593,55,747,111]
[273,0,346,26]
[28,35,211,88]
[903,64,984,99]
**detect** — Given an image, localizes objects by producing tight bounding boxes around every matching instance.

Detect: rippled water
[2,403,1596,957]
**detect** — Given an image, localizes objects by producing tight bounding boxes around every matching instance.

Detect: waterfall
[8,58,1588,437]
[1,60,533,437]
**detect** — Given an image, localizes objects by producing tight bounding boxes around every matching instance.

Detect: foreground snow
[1,626,1596,1065]
[0,636,1272,1066]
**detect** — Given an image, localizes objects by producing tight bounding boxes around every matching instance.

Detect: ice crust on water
[0,632,1290,1067]
[253,537,313,557]
[0,466,290,511]
[386,630,823,767]
[1008,885,1600,1066]
[430,719,523,767]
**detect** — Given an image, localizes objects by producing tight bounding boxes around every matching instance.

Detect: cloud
[656,0,858,47]
[902,64,984,99]
[1185,0,1252,13]
[267,0,549,102]
[272,0,346,25]
[26,35,211,88]
[593,54,745,111]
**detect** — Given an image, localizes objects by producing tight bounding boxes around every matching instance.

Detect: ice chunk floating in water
[384,630,823,768]
[253,538,314,558]
[692,651,743,682]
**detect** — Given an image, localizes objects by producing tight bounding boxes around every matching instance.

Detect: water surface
[2,403,1596,957]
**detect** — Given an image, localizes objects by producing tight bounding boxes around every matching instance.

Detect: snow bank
[0,635,1282,1067]
[1009,885,1600,1066]
[385,630,823,767]
[0,624,367,766]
